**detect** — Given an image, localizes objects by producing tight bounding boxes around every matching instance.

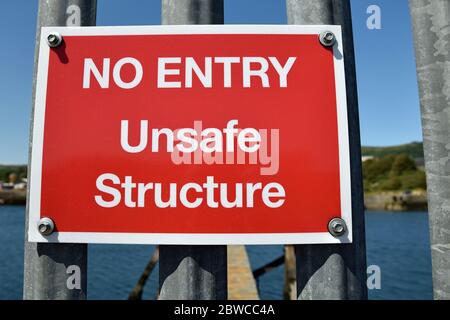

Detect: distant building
[1,182,14,190]
[14,183,26,190]
[362,155,374,162]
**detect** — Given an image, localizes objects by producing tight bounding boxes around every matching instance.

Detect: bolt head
[328,218,347,237]
[38,217,55,236]
[47,32,62,48]
[319,31,336,47]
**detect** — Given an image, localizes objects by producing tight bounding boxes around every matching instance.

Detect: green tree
[379,176,402,191]
[362,153,426,192]
[391,153,416,176]
[401,170,426,190]
[363,155,396,183]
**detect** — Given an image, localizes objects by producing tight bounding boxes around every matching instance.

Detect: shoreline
[364,190,427,211]
[0,189,428,212]
[0,190,26,205]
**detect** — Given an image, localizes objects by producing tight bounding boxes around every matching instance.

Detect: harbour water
[0,205,432,300]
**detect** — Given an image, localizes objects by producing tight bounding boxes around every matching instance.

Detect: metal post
[24,0,96,300]
[159,0,227,300]
[162,0,224,25]
[409,0,450,300]
[283,245,296,300]
[286,0,367,299]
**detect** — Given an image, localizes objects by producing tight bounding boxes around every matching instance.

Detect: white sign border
[28,25,352,245]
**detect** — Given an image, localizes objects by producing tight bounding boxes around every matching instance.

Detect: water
[0,205,433,300]
[246,211,433,300]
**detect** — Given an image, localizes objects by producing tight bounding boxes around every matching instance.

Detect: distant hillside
[0,142,425,181]
[361,142,424,159]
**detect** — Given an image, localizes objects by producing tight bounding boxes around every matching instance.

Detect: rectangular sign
[29,25,352,245]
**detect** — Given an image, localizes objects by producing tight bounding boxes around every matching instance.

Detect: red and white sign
[29,25,352,244]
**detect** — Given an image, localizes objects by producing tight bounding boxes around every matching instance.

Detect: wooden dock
[227,245,259,300]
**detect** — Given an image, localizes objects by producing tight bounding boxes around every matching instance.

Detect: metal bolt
[47,32,63,48]
[38,217,55,236]
[319,31,336,47]
[328,217,347,237]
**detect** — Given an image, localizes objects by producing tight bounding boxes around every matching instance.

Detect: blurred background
[0,0,432,300]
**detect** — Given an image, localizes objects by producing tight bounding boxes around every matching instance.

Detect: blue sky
[0,0,422,164]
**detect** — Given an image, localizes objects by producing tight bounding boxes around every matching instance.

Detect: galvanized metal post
[159,0,227,300]
[24,0,96,300]
[409,0,450,300]
[162,0,224,25]
[286,0,368,299]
